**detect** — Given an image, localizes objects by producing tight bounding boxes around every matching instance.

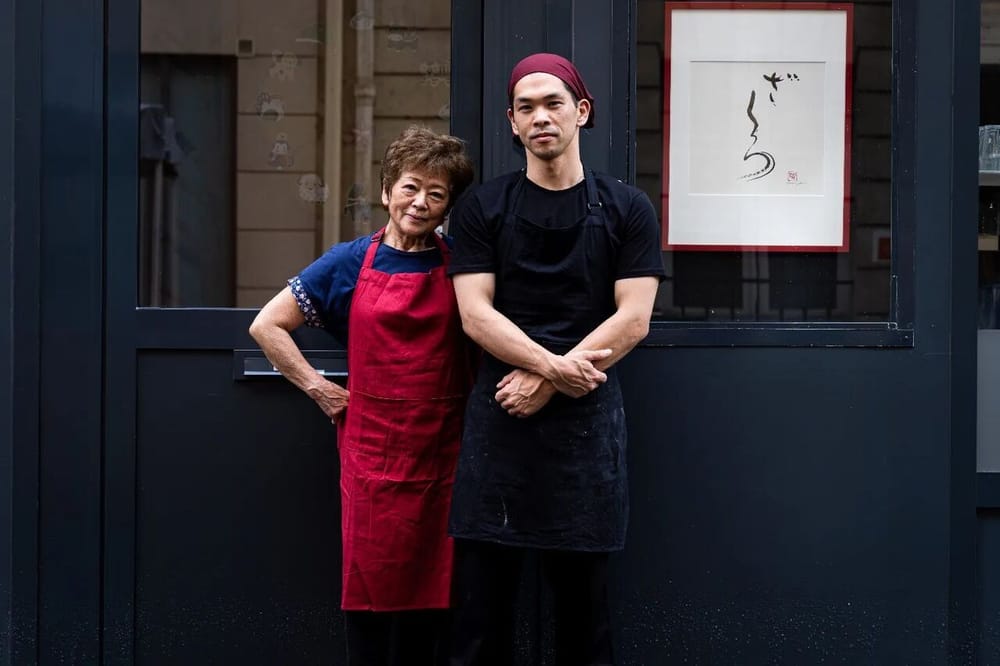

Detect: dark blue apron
[448,169,628,552]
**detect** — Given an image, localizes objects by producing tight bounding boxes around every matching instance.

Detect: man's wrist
[534,350,561,382]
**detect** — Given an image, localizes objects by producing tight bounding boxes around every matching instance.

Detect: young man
[447,53,667,665]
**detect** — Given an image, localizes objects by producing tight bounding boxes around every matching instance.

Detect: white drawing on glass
[298,174,329,203]
[296,22,325,45]
[343,128,372,150]
[269,51,298,81]
[349,11,375,30]
[386,29,418,51]
[268,132,294,169]
[256,93,285,122]
[420,61,450,88]
[345,184,372,225]
[688,60,824,197]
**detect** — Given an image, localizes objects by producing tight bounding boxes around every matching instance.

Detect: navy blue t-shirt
[288,234,452,345]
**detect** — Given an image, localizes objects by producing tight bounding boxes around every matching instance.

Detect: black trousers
[449,539,614,666]
[344,609,450,666]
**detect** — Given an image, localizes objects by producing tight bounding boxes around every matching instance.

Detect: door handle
[233,349,347,381]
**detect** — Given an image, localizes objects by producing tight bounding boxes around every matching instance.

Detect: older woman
[249,126,475,666]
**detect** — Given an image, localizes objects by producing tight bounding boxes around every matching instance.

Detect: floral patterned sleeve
[288,237,367,341]
[287,276,324,328]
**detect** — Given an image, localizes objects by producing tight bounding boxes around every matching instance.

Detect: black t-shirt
[448,170,665,347]
[518,177,588,229]
[448,169,666,282]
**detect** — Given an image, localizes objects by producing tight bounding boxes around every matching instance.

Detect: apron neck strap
[362,225,448,269]
[430,228,450,266]
[362,227,385,268]
[583,168,602,212]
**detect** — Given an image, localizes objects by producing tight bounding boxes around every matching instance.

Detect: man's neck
[525,149,584,191]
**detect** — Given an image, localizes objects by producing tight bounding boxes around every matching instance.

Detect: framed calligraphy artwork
[663,2,854,251]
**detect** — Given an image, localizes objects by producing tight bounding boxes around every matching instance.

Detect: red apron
[338,227,470,611]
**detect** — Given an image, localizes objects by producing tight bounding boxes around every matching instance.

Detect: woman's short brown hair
[380,126,475,210]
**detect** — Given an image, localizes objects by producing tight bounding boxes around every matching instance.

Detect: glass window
[980,0,1000,472]
[637,0,892,322]
[139,1,452,306]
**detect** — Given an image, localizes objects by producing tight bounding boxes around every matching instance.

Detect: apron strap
[361,227,386,269]
[510,169,528,216]
[431,227,450,267]
[362,225,450,269]
[583,168,602,212]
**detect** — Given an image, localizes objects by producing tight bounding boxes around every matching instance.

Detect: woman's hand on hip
[307,380,350,424]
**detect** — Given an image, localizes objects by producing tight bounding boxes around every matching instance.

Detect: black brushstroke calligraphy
[740,71,800,182]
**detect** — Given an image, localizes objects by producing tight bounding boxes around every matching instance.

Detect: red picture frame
[662,2,854,252]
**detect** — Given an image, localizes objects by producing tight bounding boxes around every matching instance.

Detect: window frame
[637,0,913,348]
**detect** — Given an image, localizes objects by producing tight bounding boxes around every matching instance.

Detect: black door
[107,3,341,663]
[103,0,457,663]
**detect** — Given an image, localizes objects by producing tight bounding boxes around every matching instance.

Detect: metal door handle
[233,349,347,381]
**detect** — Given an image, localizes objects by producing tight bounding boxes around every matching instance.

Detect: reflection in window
[139,1,452,307]
[981,62,1000,329]
[140,56,235,307]
[637,0,892,322]
[979,1,1000,472]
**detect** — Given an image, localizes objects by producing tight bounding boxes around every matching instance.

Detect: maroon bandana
[507,53,595,129]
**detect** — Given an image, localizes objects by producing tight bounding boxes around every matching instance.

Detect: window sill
[642,321,914,348]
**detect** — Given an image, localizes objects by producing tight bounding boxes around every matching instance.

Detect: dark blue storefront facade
[2,0,997,663]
